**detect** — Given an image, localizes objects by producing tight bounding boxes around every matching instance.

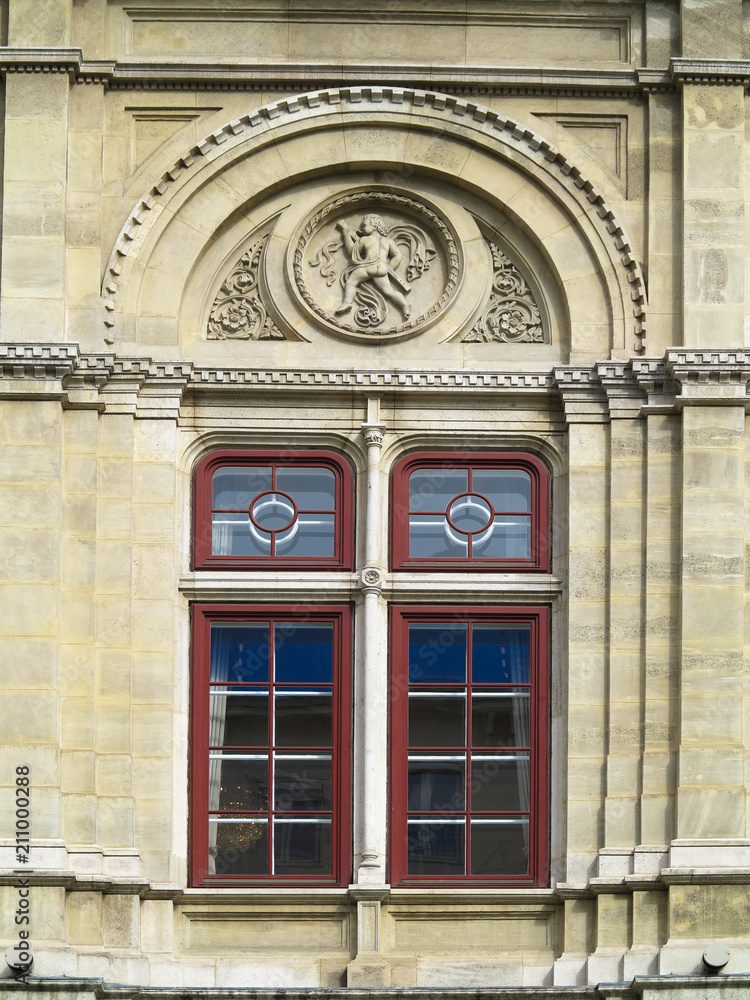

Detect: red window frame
[390,451,550,572]
[193,450,354,570]
[190,603,352,887]
[389,605,549,887]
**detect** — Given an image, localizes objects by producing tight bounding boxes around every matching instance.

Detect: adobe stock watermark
[6,766,33,980]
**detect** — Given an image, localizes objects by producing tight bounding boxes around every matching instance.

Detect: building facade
[2,1,750,998]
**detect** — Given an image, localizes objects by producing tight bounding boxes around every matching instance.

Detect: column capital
[361,422,386,448]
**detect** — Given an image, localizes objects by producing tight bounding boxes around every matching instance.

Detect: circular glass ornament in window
[292,191,461,341]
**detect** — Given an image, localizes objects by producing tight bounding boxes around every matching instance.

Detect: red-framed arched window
[193,450,354,570]
[390,452,550,572]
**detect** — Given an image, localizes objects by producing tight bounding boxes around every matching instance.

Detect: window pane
[471,627,530,684]
[274,754,332,810]
[210,624,270,683]
[408,624,467,683]
[408,514,467,558]
[212,467,272,509]
[408,756,465,811]
[472,691,530,747]
[209,817,268,876]
[209,753,268,811]
[275,513,335,558]
[470,819,529,876]
[275,691,332,747]
[407,819,465,875]
[210,690,268,747]
[409,693,465,747]
[472,470,531,511]
[212,512,269,556]
[476,515,531,559]
[275,625,334,683]
[409,468,468,511]
[471,754,530,812]
[274,819,332,875]
[276,467,336,510]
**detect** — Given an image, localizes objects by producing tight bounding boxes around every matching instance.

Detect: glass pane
[409,694,465,747]
[448,494,493,533]
[408,515,467,559]
[407,819,465,875]
[274,819,332,875]
[210,624,270,683]
[210,690,268,747]
[209,818,268,876]
[470,819,529,876]
[471,627,530,684]
[472,470,531,512]
[408,756,465,811]
[472,691,530,747]
[275,692,332,747]
[212,511,271,556]
[477,515,531,559]
[208,753,268,811]
[275,625,334,683]
[212,467,272,509]
[275,513,335,558]
[409,468,468,511]
[471,754,530,812]
[408,624,467,683]
[251,492,296,531]
[274,754,332,810]
[276,467,336,510]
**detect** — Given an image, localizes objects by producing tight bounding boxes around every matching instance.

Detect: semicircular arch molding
[103,87,646,359]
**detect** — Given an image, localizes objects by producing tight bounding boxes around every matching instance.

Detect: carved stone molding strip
[207,235,285,341]
[670,58,750,87]
[463,242,545,343]
[8,344,748,416]
[101,87,647,353]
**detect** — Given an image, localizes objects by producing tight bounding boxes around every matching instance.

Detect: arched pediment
[102,87,646,363]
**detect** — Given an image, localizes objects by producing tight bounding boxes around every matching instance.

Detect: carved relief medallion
[292,192,460,340]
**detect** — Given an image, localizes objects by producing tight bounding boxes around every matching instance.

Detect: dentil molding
[3,344,750,420]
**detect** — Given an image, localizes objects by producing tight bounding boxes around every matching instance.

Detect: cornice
[671,57,750,87]
[3,345,750,417]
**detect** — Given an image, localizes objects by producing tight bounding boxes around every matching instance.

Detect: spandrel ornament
[463,242,545,344]
[293,191,460,341]
[208,234,285,341]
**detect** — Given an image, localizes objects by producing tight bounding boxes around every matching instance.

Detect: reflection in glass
[209,753,268,811]
[210,624,270,683]
[470,818,529,875]
[209,690,269,747]
[407,819,465,875]
[274,818,332,875]
[408,756,465,811]
[472,691,530,747]
[276,513,335,557]
[471,753,530,812]
[212,467,272,509]
[408,624,467,683]
[209,817,268,876]
[274,754,332,810]
[478,515,531,559]
[276,467,336,510]
[408,515,467,558]
[409,469,468,511]
[472,470,531,511]
[275,625,334,683]
[409,693,465,747]
[471,627,530,684]
[275,691,332,747]
[212,512,269,556]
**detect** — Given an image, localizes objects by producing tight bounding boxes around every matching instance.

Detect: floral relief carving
[463,242,545,344]
[207,235,285,341]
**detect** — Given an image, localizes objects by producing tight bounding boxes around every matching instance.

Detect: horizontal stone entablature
[2,344,750,420]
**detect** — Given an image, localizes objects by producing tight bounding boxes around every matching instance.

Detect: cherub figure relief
[309,211,436,329]
[334,215,412,320]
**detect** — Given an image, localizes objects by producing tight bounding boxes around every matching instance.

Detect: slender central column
[356,406,388,884]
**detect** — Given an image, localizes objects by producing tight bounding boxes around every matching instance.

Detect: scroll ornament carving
[463,243,544,344]
[208,235,285,341]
